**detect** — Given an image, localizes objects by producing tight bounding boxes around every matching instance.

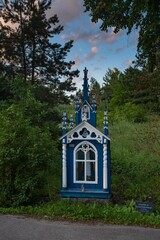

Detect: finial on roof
[82,67,89,102]
[84,67,88,79]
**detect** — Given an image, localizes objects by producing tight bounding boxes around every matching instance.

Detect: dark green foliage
[0,0,80,206]
[0,75,13,101]
[89,77,101,104]
[0,0,79,91]
[101,67,160,121]
[0,78,61,207]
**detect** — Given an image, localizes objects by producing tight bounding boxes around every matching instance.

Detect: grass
[0,200,160,228]
[108,115,160,212]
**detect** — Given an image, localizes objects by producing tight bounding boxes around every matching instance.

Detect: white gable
[60,121,110,144]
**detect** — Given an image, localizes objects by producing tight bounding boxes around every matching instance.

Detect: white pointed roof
[60,120,110,144]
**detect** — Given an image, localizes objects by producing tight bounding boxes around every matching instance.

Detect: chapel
[60,68,111,199]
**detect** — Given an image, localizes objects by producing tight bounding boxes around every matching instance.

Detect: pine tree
[0,0,79,91]
[89,77,101,104]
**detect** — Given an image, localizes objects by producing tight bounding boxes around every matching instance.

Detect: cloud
[87,27,124,45]
[86,46,99,60]
[115,45,126,53]
[103,28,124,44]
[91,46,99,54]
[70,46,99,65]
[52,0,84,25]
[61,28,91,43]
[61,26,124,47]
[72,54,85,68]
[98,55,107,62]
[93,66,101,71]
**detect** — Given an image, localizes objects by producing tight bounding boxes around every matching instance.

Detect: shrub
[109,103,146,123]
[0,97,60,207]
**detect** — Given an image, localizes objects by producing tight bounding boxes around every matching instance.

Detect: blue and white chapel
[60,68,111,199]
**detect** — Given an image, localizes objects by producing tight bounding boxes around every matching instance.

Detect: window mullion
[84,151,86,182]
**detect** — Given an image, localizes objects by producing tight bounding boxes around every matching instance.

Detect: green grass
[109,115,160,211]
[0,200,160,228]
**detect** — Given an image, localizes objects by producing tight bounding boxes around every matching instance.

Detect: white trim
[74,141,98,184]
[60,121,110,141]
[103,144,108,189]
[62,144,67,188]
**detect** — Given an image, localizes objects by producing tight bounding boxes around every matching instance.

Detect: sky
[0,0,138,89]
[51,0,138,89]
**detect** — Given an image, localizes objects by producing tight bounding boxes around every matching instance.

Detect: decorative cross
[83,67,88,79]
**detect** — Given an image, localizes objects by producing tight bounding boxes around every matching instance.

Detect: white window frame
[74,141,98,184]
[81,104,90,120]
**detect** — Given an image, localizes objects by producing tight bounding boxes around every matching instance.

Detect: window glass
[75,143,97,183]
[86,162,95,181]
[76,149,84,160]
[86,150,95,160]
[76,162,84,181]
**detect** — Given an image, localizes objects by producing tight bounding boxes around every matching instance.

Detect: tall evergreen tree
[102,68,121,103]
[89,77,101,104]
[102,67,160,113]
[0,0,79,91]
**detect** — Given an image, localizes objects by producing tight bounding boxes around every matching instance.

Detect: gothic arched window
[74,142,97,183]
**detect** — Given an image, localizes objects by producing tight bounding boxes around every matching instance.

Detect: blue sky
[52,0,138,89]
[0,0,138,89]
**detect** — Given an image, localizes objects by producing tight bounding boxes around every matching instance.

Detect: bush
[109,102,146,123]
[0,95,60,207]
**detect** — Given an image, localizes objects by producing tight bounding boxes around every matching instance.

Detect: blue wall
[67,140,104,190]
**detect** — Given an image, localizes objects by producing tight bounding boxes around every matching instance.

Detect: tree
[89,77,101,104]
[102,68,121,104]
[102,67,147,121]
[84,0,160,71]
[0,0,79,91]
[102,66,160,121]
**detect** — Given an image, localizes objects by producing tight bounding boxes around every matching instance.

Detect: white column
[103,144,108,189]
[62,144,67,188]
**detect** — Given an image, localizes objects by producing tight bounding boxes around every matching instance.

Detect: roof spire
[82,67,89,102]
